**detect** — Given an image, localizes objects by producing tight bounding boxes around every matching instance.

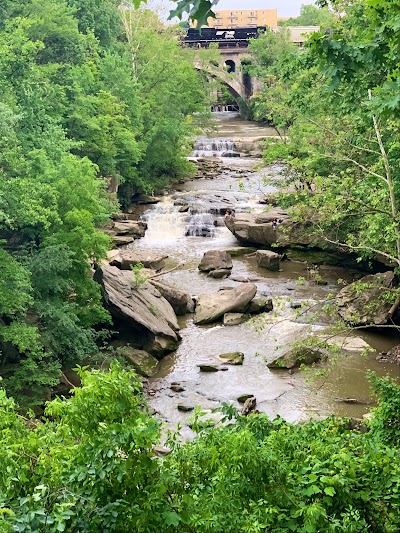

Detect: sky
[151,0,316,22]
[212,0,315,18]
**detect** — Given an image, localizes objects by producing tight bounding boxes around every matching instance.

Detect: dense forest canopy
[0,0,208,405]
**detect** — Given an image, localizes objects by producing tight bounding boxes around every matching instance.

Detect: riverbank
[99,113,397,437]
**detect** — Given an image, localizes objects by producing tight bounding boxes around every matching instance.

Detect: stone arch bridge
[193,48,258,101]
[186,26,319,102]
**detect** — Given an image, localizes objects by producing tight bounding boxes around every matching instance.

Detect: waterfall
[211,104,239,112]
[185,211,216,237]
[192,138,240,158]
[141,200,187,242]
[141,199,217,241]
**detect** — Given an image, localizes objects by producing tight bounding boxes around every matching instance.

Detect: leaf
[162,511,182,526]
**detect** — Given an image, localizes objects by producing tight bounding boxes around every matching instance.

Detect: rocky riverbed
[102,113,400,438]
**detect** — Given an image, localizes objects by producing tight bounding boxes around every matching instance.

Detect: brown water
[129,113,400,437]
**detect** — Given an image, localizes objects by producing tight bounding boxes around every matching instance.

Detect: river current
[128,112,399,437]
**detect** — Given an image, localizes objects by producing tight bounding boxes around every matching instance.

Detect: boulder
[177,404,195,412]
[133,194,162,204]
[217,351,244,365]
[225,246,257,257]
[267,347,324,369]
[245,296,273,315]
[95,265,180,358]
[237,393,254,404]
[198,250,232,273]
[110,235,135,246]
[198,364,220,372]
[112,213,146,221]
[377,344,400,365]
[335,272,397,326]
[110,251,168,271]
[170,383,185,392]
[221,151,240,157]
[223,313,249,326]
[224,209,318,248]
[115,346,159,377]
[153,446,172,456]
[242,396,257,415]
[107,249,121,262]
[231,275,261,283]
[194,283,257,325]
[208,268,231,279]
[149,280,195,315]
[224,210,290,246]
[327,336,375,354]
[112,220,147,238]
[256,250,280,271]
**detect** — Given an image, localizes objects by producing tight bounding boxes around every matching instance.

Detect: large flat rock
[95,265,180,357]
[149,280,195,315]
[115,346,159,377]
[112,220,147,237]
[225,209,311,247]
[194,283,257,325]
[110,251,168,271]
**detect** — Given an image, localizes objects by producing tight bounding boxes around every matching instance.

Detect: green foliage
[1,366,399,532]
[279,4,336,28]
[249,0,400,268]
[0,365,168,531]
[131,261,149,288]
[0,0,207,405]
[169,0,215,28]
[368,373,400,447]
[0,249,32,318]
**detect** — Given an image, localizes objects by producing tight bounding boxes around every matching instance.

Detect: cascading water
[211,104,239,112]
[140,198,217,242]
[185,211,216,237]
[192,138,239,158]
[140,199,187,242]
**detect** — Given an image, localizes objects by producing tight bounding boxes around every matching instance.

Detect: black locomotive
[183,27,266,48]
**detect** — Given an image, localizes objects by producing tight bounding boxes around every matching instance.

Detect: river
[127,112,399,437]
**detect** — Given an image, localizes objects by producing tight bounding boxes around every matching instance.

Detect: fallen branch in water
[149,263,184,279]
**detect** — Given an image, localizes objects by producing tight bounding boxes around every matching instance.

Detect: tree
[0,0,208,405]
[279,3,336,28]
[249,0,400,272]
[0,365,399,531]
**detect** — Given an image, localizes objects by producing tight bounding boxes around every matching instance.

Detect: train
[183,26,267,48]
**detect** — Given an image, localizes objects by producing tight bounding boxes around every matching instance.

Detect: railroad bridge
[184,26,318,102]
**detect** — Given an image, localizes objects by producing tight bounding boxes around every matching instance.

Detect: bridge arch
[193,59,245,100]
[225,59,236,73]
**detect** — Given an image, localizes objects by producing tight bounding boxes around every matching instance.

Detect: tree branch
[306,117,382,157]
[322,236,399,266]
[314,152,388,184]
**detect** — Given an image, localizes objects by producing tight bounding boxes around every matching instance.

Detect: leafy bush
[0,366,399,532]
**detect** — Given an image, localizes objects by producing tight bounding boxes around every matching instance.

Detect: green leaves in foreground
[0,365,399,532]
[169,0,215,28]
